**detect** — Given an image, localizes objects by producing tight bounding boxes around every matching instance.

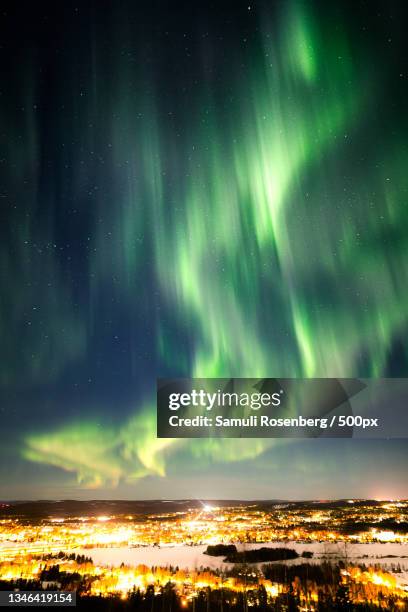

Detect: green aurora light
[1,1,407,494]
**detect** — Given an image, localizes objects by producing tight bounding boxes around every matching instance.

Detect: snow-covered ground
[76,541,408,571]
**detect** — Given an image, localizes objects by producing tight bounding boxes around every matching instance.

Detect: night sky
[1,0,408,500]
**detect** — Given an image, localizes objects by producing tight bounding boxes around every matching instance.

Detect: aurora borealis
[1,0,407,499]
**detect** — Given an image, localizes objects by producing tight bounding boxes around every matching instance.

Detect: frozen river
[77,541,408,570]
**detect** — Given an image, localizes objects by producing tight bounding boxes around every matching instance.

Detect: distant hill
[0,498,392,520]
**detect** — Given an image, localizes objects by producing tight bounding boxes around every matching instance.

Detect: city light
[0,500,407,609]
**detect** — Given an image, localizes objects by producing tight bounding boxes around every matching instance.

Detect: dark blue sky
[1,0,407,499]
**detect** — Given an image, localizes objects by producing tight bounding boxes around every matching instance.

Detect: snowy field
[77,541,408,571]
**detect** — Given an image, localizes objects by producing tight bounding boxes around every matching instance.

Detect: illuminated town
[0,499,407,609]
